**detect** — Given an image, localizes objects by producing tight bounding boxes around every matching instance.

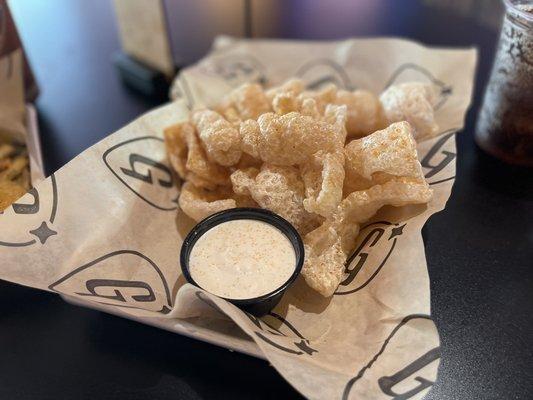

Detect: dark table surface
[3,0,532,399]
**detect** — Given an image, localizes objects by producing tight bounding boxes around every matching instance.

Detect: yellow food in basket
[0,141,30,212]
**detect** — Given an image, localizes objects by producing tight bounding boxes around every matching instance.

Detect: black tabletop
[3,1,532,399]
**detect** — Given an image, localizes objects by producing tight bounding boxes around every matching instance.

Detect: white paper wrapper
[0,37,476,400]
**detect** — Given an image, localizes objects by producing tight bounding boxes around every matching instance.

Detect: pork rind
[166,79,436,298]
[164,121,230,189]
[164,122,188,178]
[227,83,272,120]
[337,178,432,226]
[344,121,425,193]
[239,108,347,165]
[265,79,305,103]
[302,177,432,296]
[231,164,320,234]
[303,121,431,296]
[299,84,337,114]
[272,91,301,115]
[380,82,439,140]
[178,182,236,221]
[217,105,242,127]
[302,219,354,297]
[234,152,262,170]
[335,89,385,139]
[192,110,242,166]
[302,122,432,296]
[297,85,385,138]
[301,151,345,218]
[300,98,321,119]
[268,79,306,115]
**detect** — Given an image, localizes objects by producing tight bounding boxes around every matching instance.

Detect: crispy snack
[265,79,304,103]
[302,177,432,296]
[301,122,431,296]
[301,151,345,218]
[192,110,242,166]
[239,108,346,165]
[335,89,385,139]
[225,83,272,121]
[380,82,439,139]
[302,220,353,297]
[165,79,437,297]
[269,80,306,115]
[179,182,237,222]
[215,104,242,126]
[299,84,337,114]
[337,178,432,226]
[164,121,230,189]
[0,141,30,212]
[164,123,188,179]
[344,121,425,193]
[231,164,320,234]
[234,152,262,170]
[300,98,321,119]
[273,82,384,138]
[272,91,300,115]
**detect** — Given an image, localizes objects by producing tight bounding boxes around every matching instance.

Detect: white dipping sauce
[188,219,296,299]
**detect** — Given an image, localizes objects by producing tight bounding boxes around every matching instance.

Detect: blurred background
[6,0,506,173]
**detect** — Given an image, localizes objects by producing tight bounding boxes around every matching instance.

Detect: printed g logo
[335,221,405,296]
[421,131,456,186]
[343,315,440,400]
[193,291,317,356]
[296,58,354,90]
[103,136,179,211]
[49,250,172,314]
[0,174,58,247]
[244,312,318,356]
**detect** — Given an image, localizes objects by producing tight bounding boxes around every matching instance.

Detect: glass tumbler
[475,0,533,167]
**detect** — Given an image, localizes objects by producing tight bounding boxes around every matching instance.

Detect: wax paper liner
[0,37,476,400]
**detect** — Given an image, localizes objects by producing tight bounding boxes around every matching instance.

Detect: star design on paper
[294,340,317,355]
[29,221,57,244]
[388,224,406,240]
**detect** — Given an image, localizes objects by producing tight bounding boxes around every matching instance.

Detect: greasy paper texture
[0,37,476,400]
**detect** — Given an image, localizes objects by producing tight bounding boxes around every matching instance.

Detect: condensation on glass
[475,0,533,166]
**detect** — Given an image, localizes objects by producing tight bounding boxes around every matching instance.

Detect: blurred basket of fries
[0,139,29,209]
[0,104,43,212]
[0,0,43,211]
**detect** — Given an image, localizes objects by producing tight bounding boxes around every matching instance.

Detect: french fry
[0,155,28,181]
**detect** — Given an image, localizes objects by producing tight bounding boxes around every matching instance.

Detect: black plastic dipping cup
[180,208,304,316]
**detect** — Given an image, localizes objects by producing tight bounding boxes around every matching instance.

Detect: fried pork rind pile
[0,141,30,212]
[165,80,437,297]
